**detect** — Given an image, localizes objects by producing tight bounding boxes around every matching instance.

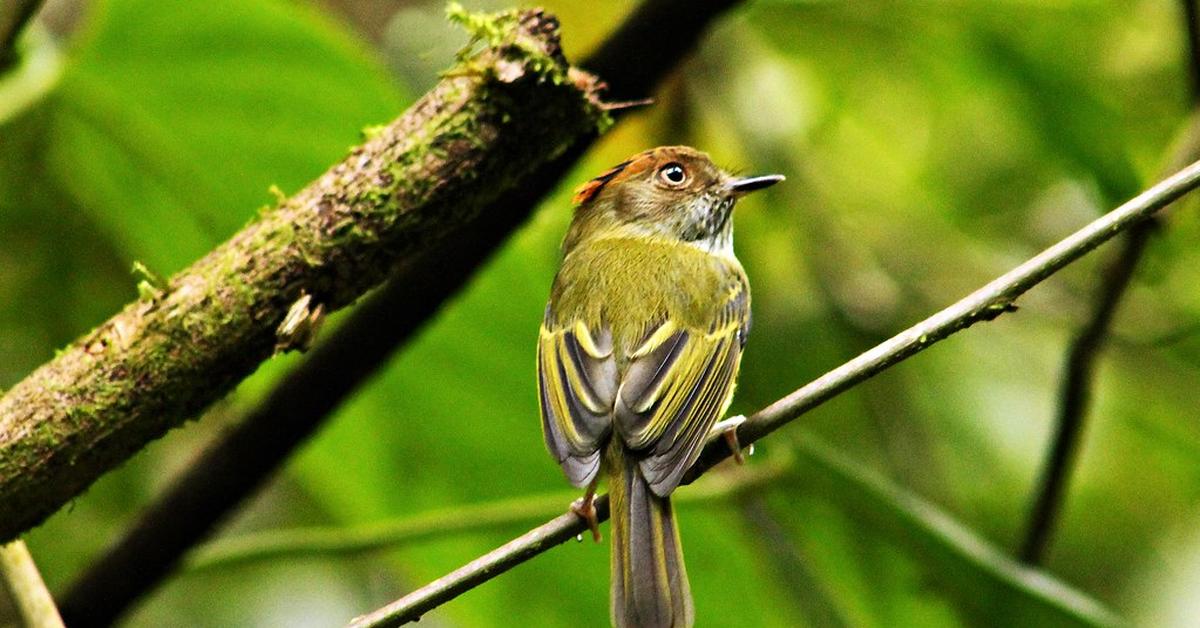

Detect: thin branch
[58,0,744,623]
[1184,0,1200,101]
[0,8,608,543]
[687,159,1200,480]
[348,497,610,628]
[185,458,786,573]
[1018,0,1200,564]
[0,0,41,67]
[1018,224,1154,564]
[0,540,64,628]
[349,159,1200,627]
[735,495,848,628]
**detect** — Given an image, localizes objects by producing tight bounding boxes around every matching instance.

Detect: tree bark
[0,7,608,542]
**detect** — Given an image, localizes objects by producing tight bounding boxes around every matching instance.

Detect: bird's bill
[727,174,785,194]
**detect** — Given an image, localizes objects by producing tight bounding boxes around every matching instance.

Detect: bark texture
[0,7,608,542]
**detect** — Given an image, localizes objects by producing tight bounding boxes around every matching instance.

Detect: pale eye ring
[658,162,687,186]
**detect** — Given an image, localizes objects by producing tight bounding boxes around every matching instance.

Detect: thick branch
[354,159,1200,627]
[1018,0,1200,564]
[0,7,608,543]
[57,0,743,623]
[0,541,64,628]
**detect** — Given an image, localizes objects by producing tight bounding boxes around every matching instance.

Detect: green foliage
[3,0,1199,626]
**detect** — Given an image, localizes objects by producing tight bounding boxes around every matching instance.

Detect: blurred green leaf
[42,0,406,272]
[789,433,1126,627]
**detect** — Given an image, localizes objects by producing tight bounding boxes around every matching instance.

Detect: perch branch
[0,540,64,628]
[1018,0,1200,564]
[360,159,1200,627]
[349,159,1200,627]
[57,0,745,623]
[0,7,609,544]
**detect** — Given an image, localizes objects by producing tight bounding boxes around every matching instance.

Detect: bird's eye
[658,163,687,186]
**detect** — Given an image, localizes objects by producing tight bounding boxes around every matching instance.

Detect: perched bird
[537,146,782,627]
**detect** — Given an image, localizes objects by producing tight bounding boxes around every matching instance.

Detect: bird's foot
[710,415,748,465]
[571,493,601,543]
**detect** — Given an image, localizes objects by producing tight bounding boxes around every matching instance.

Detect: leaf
[42,0,406,272]
[788,433,1126,627]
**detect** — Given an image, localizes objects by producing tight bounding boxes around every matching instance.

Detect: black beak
[728,174,785,194]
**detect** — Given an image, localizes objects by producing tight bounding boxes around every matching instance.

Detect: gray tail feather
[610,446,694,628]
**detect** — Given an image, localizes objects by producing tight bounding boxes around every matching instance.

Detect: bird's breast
[550,237,747,354]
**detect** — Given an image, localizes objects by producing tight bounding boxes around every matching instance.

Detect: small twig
[1018,224,1154,564]
[186,457,786,572]
[349,500,611,628]
[349,160,1200,627]
[0,0,41,67]
[736,495,848,627]
[686,159,1200,481]
[1018,0,1200,565]
[0,540,65,628]
[1184,0,1200,101]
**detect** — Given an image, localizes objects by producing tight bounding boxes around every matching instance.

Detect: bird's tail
[608,443,694,628]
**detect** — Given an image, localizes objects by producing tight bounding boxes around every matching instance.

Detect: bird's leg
[570,476,602,543]
[710,415,748,465]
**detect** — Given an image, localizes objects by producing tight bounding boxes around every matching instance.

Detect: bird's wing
[537,317,617,488]
[614,278,749,497]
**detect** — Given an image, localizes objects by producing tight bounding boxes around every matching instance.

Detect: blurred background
[2,0,1199,625]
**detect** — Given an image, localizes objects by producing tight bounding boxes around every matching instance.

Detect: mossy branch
[0,7,609,543]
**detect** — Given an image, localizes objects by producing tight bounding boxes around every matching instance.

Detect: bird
[536,145,782,627]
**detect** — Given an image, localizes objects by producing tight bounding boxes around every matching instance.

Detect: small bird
[537,146,782,627]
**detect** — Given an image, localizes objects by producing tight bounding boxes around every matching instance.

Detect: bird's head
[565,146,783,254]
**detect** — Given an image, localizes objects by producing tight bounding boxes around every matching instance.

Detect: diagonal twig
[1017,224,1155,564]
[0,540,65,628]
[349,159,1200,628]
[1018,0,1200,565]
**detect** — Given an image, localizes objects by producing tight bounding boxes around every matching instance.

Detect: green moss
[445,2,515,53]
[268,184,287,205]
[360,124,388,141]
[443,2,585,93]
[131,261,166,301]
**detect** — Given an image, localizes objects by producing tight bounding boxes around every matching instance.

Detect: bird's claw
[710,415,748,465]
[571,495,601,543]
